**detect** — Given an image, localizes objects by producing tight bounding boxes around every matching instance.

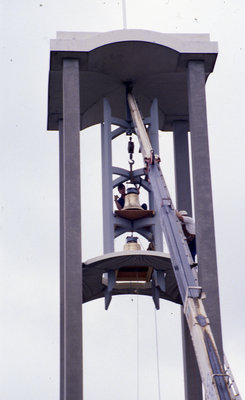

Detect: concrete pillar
[59,120,65,400]
[173,121,192,215]
[173,120,202,400]
[101,98,114,253]
[149,99,163,251]
[187,61,223,360]
[149,98,160,154]
[60,59,83,400]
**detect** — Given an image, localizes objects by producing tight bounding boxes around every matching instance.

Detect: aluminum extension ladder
[127,92,241,400]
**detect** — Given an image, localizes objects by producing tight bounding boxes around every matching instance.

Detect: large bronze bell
[123,236,141,251]
[123,187,143,210]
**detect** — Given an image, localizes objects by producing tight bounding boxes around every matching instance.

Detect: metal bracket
[152,280,160,310]
[151,269,166,310]
[212,373,230,384]
[152,269,166,292]
[186,285,203,299]
[104,270,116,310]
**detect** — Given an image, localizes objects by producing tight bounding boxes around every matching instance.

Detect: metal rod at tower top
[122,0,127,29]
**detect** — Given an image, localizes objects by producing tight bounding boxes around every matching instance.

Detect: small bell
[123,187,143,210]
[123,236,141,251]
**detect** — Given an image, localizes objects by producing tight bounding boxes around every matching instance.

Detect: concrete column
[149,99,163,251]
[59,120,65,400]
[173,121,192,214]
[60,59,83,400]
[149,98,160,154]
[173,120,202,400]
[101,98,114,253]
[187,61,223,359]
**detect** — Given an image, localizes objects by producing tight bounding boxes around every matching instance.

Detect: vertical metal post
[101,98,114,253]
[188,60,223,360]
[149,98,163,251]
[122,0,127,29]
[61,58,83,400]
[173,120,202,400]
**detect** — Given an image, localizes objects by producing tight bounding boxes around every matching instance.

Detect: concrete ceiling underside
[82,251,182,305]
[47,30,218,132]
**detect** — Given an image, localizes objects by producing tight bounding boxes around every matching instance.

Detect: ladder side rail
[128,93,153,160]
[149,161,195,267]
[128,92,198,298]
[224,354,242,400]
[148,163,199,300]
[184,296,232,400]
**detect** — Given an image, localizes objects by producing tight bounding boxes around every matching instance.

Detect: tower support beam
[149,98,163,251]
[188,60,223,360]
[173,120,203,400]
[101,98,114,253]
[47,31,221,400]
[60,58,83,400]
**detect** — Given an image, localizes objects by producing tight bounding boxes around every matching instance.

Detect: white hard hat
[179,210,188,216]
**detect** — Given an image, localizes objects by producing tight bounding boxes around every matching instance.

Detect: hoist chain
[128,136,136,184]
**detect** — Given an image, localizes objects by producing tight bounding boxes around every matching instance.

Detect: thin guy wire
[136,293,140,400]
[154,307,162,400]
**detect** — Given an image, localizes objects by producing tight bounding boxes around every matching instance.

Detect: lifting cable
[133,256,140,400]
[154,307,162,400]
[135,238,162,400]
[136,291,140,400]
[122,0,127,29]
[135,293,162,400]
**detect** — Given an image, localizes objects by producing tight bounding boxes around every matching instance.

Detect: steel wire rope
[136,285,140,400]
[130,269,140,400]
[154,307,162,400]
[135,240,144,400]
[138,236,162,399]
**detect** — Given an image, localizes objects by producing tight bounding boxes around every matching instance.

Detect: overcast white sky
[1,1,245,399]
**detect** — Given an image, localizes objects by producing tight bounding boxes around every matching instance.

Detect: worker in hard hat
[176,210,196,261]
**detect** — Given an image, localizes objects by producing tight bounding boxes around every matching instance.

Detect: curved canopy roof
[48,29,218,131]
[82,250,182,305]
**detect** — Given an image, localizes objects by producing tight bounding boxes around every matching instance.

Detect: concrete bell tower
[47,30,220,400]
